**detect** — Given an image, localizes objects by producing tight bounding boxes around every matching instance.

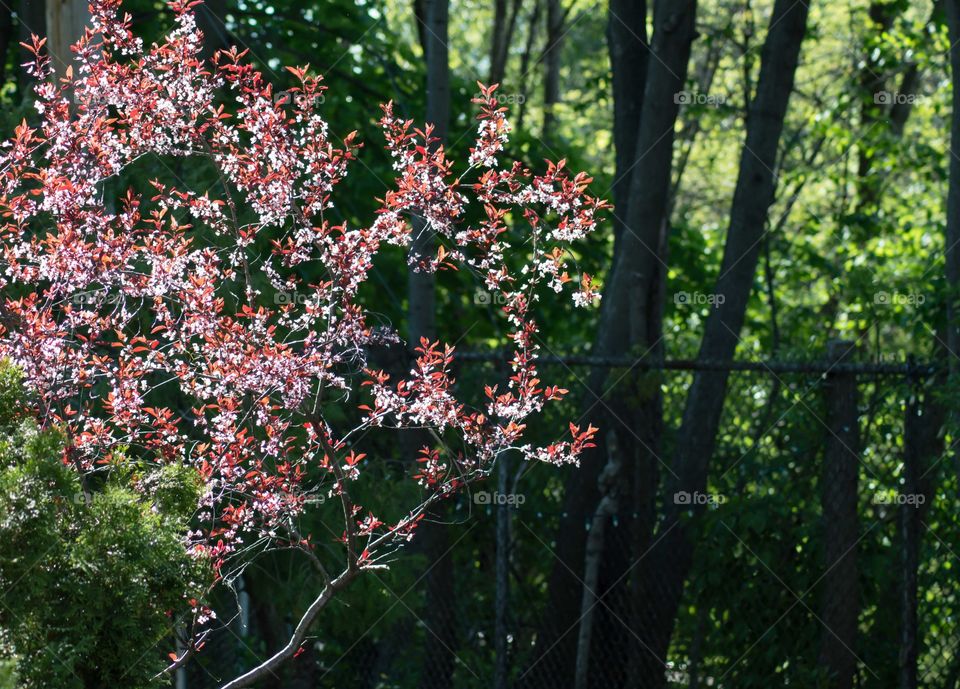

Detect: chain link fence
[181,355,959,688]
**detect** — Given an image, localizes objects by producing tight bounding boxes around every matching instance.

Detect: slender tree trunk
[0,5,14,87]
[607,0,648,248]
[896,10,958,689]
[632,2,809,686]
[413,0,427,57]
[890,1,942,137]
[598,0,696,364]
[16,0,46,93]
[947,0,960,506]
[595,4,660,684]
[491,0,508,84]
[946,0,960,394]
[603,5,655,683]
[542,0,562,138]
[516,0,542,129]
[176,624,188,689]
[410,0,448,346]
[817,340,860,689]
[489,0,520,86]
[44,0,89,77]
[524,3,695,688]
[194,0,228,61]
[413,3,456,688]
[687,607,707,689]
[574,435,620,689]
[590,1,696,683]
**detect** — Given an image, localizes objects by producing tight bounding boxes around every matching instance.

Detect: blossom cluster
[0,0,606,621]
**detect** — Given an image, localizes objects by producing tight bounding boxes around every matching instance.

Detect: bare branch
[218,569,359,689]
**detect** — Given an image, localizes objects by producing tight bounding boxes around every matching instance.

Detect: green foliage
[0,365,208,689]
[2,0,958,685]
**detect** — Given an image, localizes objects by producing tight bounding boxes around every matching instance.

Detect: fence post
[818,339,861,689]
[495,451,510,689]
[898,360,936,689]
[899,367,925,689]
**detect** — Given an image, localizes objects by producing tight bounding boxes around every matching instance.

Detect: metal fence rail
[453,349,941,376]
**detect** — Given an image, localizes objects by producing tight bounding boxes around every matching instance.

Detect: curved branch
[154,628,210,680]
[218,568,358,689]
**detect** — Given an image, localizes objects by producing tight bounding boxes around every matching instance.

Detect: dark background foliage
[1,1,959,688]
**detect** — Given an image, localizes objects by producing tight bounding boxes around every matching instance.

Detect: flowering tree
[0,0,606,684]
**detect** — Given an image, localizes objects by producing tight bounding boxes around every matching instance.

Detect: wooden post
[494,452,510,689]
[899,389,921,689]
[899,361,940,689]
[818,339,861,689]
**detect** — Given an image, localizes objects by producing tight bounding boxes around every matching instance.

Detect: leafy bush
[0,363,208,688]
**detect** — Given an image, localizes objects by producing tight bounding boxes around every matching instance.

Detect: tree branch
[218,568,359,689]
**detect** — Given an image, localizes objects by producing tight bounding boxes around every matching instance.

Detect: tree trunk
[946,0,960,428]
[44,0,89,77]
[413,0,427,57]
[574,434,620,689]
[633,2,809,686]
[890,1,942,137]
[417,533,457,689]
[523,3,695,688]
[489,0,520,86]
[0,5,14,87]
[947,0,960,516]
[491,0,508,85]
[194,0,228,61]
[597,0,697,364]
[16,0,46,93]
[542,0,562,138]
[516,0,542,129]
[884,363,944,689]
[606,0,648,248]
[409,0,448,347]
[602,6,662,683]
[590,1,697,684]
[817,340,860,689]
[413,2,456,688]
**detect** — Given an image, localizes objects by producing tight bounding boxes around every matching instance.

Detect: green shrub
[0,364,209,688]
